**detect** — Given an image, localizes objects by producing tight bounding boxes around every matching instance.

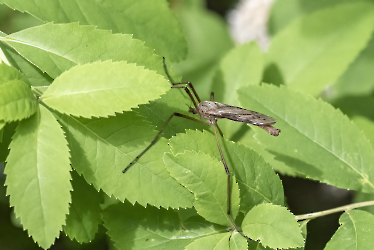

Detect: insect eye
[189,107,197,114]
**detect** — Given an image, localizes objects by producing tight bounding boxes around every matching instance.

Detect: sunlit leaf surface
[239,84,374,192]
[4,105,71,249]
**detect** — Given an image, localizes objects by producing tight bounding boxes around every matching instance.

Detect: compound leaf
[53,110,194,209]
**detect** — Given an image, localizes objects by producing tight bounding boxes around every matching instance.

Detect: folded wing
[207,103,277,125]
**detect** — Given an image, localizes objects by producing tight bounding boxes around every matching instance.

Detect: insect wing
[209,103,277,125]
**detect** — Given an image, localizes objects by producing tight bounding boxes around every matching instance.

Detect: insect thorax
[197,101,219,123]
[198,101,219,112]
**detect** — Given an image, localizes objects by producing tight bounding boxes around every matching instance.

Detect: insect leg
[163,57,176,83]
[207,91,223,137]
[174,81,201,103]
[212,122,230,208]
[163,57,202,103]
[216,125,223,137]
[213,122,248,239]
[122,113,210,173]
[173,86,224,137]
[171,85,199,110]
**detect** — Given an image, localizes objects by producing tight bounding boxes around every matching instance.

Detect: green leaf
[268,0,355,35]
[266,2,374,96]
[238,84,374,193]
[330,95,374,149]
[330,95,374,120]
[168,130,284,214]
[211,42,264,141]
[214,41,263,106]
[332,35,374,97]
[135,87,208,139]
[354,192,374,215]
[0,44,11,65]
[185,233,230,250]
[4,105,72,249]
[224,139,284,214]
[0,37,53,87]
[102,202,225,250]
[63,170,103,243]
[268,0,305,35]
[172,0,233,98]
[242,203,304,249]
[0,63,36,122]
[5,22,164,79]
[229,231,248,250]
[163,151,240,226]
[299,220,309,242]
[248,240,266,250]
[324,210,374,250]
[0,121,17,162]
[0,0,187,62]
[53,110,194,209]
[0,3,43,33]
[0,120,4,142]
[41,60,170,118]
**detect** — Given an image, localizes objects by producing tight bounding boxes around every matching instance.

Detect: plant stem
[295,200,374,221]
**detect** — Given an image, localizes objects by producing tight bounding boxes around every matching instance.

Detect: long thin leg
[216,125,224,138]
[163,57,202,103]
[212,123,230,210]
[169,82,224,138]
[173,81,201,103]
[162,78,222,137]
[213,122,248,239]
[123,113,210,173]
[209,92,223,137]
[171,85,199,110]
[163,57,175,83]
[170,81,201,104]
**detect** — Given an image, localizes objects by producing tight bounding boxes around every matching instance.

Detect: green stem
[295,200,374,221]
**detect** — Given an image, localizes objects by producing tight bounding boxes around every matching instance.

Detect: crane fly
[123,57,280,239]
[191,101,280,136]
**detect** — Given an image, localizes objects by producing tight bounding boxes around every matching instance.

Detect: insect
[123,57,280,238]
